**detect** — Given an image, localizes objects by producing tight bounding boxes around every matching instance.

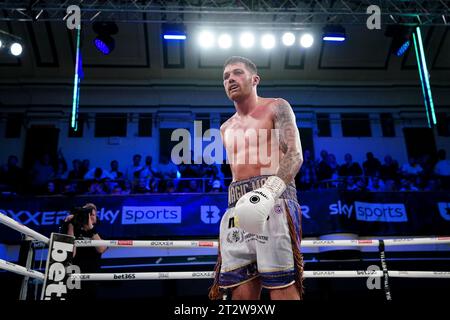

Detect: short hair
[83,203,97,212]
[223,56,257,74]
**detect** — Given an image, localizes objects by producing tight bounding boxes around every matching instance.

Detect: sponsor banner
[0,191,449,243]
[41,233,75,300]
[354,201,407,222]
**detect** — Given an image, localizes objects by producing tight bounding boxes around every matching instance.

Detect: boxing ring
[1,212,450,300]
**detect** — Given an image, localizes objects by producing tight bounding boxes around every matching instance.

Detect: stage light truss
[0,1,448,26]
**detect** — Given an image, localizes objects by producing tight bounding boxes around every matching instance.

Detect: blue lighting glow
[396,40,410,57]
[94,38,111,55]
[163,34,187,40]
[323,36,346,42]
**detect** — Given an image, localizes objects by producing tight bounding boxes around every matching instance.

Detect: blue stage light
[396,40,410,56]
[163,34,187,40]
[322,25,346,42]
[93,21,118,55]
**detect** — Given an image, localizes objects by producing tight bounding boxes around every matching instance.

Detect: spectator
[84,167,112,180]
[109,160,124,180]
[68,159,84,180]
[126,154,144,190]
[317,150,333,182]
[363,152,381,177]
[338,153,363,177]
[383,179,397,192]
[399,178,419,191]
[210,179,223,192]
[30,154,55,192]
[401,157,423,176]
[80,159,90,177]
[86,181,107,195]
[434,149,450,176]
[380,155,399,181]
[297,149,317,190]
[367,176,385,191]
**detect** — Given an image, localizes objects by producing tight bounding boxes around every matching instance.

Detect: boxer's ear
[253,74,260,86]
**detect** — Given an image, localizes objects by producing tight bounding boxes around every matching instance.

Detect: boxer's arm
[273,99,303,185]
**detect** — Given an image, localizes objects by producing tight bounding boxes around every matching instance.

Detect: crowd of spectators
[297,149,450,192]
[0,148,449,196]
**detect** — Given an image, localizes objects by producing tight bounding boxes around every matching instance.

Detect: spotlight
[385,25,412,57]
[261,34,275,49]
[10,42,23,56]
[93,21,118,55]
[0,29,24,56]
[198,31,214,49]
[240,32,255,48]
[300,33,314,48]
[282,32,295,46]
[322,25,346,42]
[218,34,232,49]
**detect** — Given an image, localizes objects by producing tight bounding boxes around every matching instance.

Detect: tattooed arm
[273,99,303,185]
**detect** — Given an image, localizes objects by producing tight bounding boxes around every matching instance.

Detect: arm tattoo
[273,100,303,185]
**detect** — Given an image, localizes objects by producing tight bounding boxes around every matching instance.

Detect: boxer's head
[223,56,260,102]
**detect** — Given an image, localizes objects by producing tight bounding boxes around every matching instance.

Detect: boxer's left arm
[273,99,303,185]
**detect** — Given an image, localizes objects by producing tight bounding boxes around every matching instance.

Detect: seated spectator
[399,178,419,191]
[401,157,423,176]
[354,177,368,192]
[121,180,132,195]
[363,152,381,177]
[367,176,385,191]
[210,179,223,192]
[111,185,124,195]
[383,179,397,192]
[338,153,363,177]
[86,181,107,195]
[45,181,60,195]
[434,149,450,176]
[345,176,358,191]
[165,180,176,193]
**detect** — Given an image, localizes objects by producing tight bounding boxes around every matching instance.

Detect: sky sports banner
[0,191,449,243]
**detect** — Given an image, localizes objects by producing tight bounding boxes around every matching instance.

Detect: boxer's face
[223,62,259,101]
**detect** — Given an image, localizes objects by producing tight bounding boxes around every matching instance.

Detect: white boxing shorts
[218,175,303,289]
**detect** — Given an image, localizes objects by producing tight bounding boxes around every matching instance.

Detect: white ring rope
[0,259,45,281]
[69,270,450,281]
[0,213,49,244]
[74,237,450,248]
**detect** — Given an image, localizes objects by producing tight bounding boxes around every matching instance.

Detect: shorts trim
[219,261,258,288]
[219,275,260,289]
[262,280,296,290]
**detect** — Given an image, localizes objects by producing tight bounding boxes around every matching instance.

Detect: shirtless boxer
[209,56,304,300]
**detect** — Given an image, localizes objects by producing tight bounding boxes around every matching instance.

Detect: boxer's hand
[234,176,286,235]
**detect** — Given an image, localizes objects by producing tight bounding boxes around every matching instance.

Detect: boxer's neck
[234,92,259,116]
